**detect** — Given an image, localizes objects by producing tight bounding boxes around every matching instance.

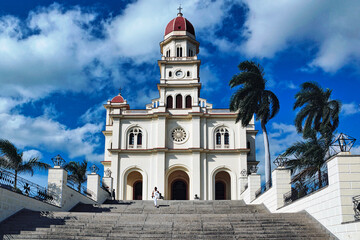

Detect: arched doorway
[133,181,142,200]
[215,181,226,200]
[126,171,142,200]
[167,169,189,200]
[172,180,187,200]
[215,171,231,200]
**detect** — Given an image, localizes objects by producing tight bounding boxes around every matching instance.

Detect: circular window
[171,127,187,143]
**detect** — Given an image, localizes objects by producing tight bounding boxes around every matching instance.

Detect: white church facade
[101,11,258,201]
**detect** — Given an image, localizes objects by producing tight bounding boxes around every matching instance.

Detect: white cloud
[0,112,103,162]
[22,149,43,160]
[341,102,360,116]
[79,103,106,125]
[241,0,360,72]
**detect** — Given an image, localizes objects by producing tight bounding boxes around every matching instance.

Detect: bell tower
[157,9,201,112]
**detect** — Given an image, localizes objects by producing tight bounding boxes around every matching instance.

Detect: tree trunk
[78,183,81,192]
[261,121,271,184]
[14,170,18,189]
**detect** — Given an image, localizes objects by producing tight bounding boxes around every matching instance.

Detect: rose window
[172,127,187,142]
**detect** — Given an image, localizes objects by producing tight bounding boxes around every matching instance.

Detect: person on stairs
[152,187,160,208]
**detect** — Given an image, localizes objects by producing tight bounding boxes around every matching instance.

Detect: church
[101,10,258,201]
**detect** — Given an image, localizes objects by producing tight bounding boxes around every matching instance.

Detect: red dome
[165,15,195,36]
[111,95,124,103]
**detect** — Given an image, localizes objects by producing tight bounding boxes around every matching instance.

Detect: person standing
[152,187,160,208]
[112,189,116,201]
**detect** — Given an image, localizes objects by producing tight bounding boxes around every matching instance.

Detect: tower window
[169,71,172,77]
[167,95,173,109]
[185,95,191,108]
[177,47,183,57]
[176,94,182,108]
[187,71,190,77]
[166,49,170,57]
[188,49,194,57]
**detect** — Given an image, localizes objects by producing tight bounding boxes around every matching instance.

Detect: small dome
[165,13,195,37]
[111,95,124,103]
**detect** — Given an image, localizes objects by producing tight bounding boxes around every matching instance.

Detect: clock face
[175,70,183,77]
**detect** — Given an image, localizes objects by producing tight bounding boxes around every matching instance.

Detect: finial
[119,87,122,95]
[177,4,183,16]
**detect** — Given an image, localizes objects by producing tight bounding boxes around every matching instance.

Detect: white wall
[241,153,360,240]
[0,185,96,223]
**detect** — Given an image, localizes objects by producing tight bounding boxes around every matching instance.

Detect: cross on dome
[177,4,183,16]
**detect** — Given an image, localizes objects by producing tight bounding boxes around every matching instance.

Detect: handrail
[67,181,95,199]
[0,168,56,205]
[284,171,328,206]
[255,180,272,198]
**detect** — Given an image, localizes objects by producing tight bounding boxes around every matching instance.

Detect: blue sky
[0,0,359,186]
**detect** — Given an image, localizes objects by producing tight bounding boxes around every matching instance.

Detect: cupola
[164,7,195,39]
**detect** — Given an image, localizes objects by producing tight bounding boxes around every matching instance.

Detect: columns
[87,173,100,202]
[102,176,113,193]
[327,152,360,222]
[47,166,67,207]
[246,173,261,202]
[272,167,291,209]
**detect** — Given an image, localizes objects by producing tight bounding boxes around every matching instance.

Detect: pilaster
[191,151,201,200]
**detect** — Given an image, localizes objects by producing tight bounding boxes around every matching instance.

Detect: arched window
[166,49,170,57]
[129,133,134,145]
[224,132,229,146]
[187,71,190,77]
[176,94,182,109]
[137,133,142,145]
[185,95,192,108]
[169,71,172,77]
[216,133,221,145]
[215,127,229,148]
[167,95,173,109]
[128,128,143,149]
[177,47,183,57]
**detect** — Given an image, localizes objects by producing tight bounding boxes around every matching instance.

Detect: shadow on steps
[0,209,68,240]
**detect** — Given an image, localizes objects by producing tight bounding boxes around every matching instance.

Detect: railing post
[47,166,67,207]
[246,173,261,202]
[87,173,100,202]
[272,167,291,209]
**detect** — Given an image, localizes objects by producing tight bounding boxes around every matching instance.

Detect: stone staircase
[0,200,336,239]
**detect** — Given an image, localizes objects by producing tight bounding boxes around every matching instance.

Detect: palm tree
[64,160,88,192]
[229,61,280,183]
[281,131,331,186]
[0,139,50,189]
[294,81,341,139]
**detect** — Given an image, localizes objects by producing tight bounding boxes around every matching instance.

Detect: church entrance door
[172,180,187,200]
[133,181,142,200]
[215,181,225,200]
[214,171,231,200]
